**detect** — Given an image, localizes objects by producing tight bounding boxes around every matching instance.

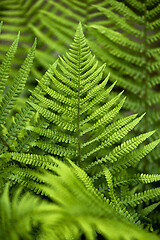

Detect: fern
[0,0,51,79]
[0,24,43,188]
[0,28,37,150]
[26,23,159,173]
[0,0,103,80]
[0,184,42,240]
[2,23,157,234]
[87,0,160,173]
[0,14,160,239]
[1,157,160,240]
[0,31,19,96]
[0,39,36,125]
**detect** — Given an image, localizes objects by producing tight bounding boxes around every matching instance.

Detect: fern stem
[78,92,81,167]
[77,41,81,167]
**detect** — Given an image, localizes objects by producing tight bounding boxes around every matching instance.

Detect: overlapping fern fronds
[0,29,37,149]
[27,23,160,172]
[0,24,55,189]
[0,0,104,79]
[22,24,160,227]
[0,24,62,191]
[0,22,160,239]
[0,0,54,78]
[0,27,39,188]
[1,157,160,240]
[87,0,160,173]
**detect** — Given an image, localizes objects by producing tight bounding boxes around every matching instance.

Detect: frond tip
[75,21,84,37]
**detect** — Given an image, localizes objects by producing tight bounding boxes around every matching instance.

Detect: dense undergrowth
[0,1,160,240]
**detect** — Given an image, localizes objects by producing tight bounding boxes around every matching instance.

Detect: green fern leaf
[0,32,19,96]
[0,39,36,125]
[122,188,160,207]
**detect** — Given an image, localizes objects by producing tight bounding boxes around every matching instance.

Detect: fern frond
[102,130,155,163]
[26,126,77,144]
[110,139,160,174]
[141,201,160,216]
[115,173,160,187]
[37,80,75,106]
[2,152,53,168]
[27,23,159,175]
[5,61,58,154]
[103,168,117,203]
[0,183,43,240]
[0,32,19,95]
[82,114,138,150]
[0,39,36,125]
[0,32,40,156]
[26,24,160,184]
[122,188,160,207]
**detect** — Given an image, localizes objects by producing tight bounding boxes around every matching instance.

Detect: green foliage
[0,0,103,79]
[1,0,159,174]
[0,29,36,150]
[1,163,160,240]
[0,28,38,188]
[87,0,160,173]
[0,0,50,79]
[0,7,160,240]
[26,23,158,173]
